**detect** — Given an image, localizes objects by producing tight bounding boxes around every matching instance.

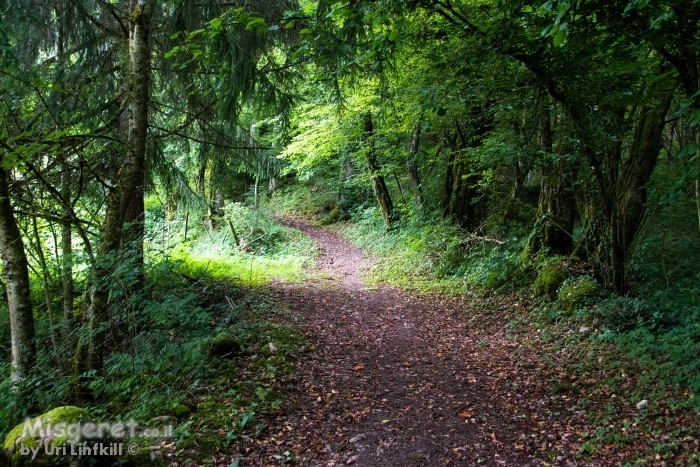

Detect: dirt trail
[241,219,568,467]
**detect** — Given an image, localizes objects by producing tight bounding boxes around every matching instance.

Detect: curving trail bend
[236,218,587,467]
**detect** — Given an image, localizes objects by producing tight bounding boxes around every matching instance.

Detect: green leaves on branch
[538,0,571,47]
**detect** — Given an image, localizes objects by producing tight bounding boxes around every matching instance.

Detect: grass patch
[154,203,317,285]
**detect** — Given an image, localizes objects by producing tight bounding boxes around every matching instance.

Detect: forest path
[241,218,579,467]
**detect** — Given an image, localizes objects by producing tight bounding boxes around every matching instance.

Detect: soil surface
[235,218,590,467]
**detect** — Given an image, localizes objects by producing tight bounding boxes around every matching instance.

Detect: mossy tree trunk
[362,112,396,229]
[74,0,154,394]
[120,0,154,296]
[528,103,575,256]
[518,49,674,292]
[574,84,673,292]
[0,155,36,386]
[61,164,74,325]
[608,90,673,291]
[406,119,424,210]
[444,111,492,230]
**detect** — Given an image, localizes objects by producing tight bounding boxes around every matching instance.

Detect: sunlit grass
[147,202,318,285]
[171,248,314,285]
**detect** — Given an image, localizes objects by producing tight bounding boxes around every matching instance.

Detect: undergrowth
[0,202,313,464]
[150,201,317,285]
[338,207,526,294]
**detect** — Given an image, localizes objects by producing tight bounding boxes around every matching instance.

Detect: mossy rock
[3,406,93,466]
[534,257,568,299]
[205,336,243,358]
[558,277,601,312]
[3,406,170,466]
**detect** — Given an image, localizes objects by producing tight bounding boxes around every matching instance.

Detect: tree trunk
[0,157,36,385]
[696,171,700,232]
[121,170,145,290]
[268,176,276,198]
[75,0,153,387]
[120,0,153,292]
[215,190,225,216]
[56,13,74,326]
[228,219,241,247]
[31,217,61,363]
[61,165,74,323]
[253,175,259,211]
[609,90,673,291]
[406,120,424,209]
[446,155,478,228]
[442,133,457,212]
[362,112,396,228]
[528,104,575,256]
[499,159,529,224]
[444,115,492,230]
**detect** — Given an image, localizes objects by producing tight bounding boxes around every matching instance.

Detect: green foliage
[462,246,523,289]
[149,202,317,285]
[557,277,601,313]
[337,208,524,293]
[272,184,340,219]
[534,257,568,299]
[0,196,310,465]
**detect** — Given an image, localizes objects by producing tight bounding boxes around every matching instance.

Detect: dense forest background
[1,0,700,464]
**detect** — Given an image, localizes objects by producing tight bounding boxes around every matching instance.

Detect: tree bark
[406,120,424,209]
[528,103,575,256]
[61,165,74,323]
[56,11,74,326]
[76,0,154,386]
[362,112,396,228]
[609,91,673,290]
[0,156,36,385]
[696,179,700,232]
[254,175,259,211]
[120,0,153,293]
[444,116,491,230]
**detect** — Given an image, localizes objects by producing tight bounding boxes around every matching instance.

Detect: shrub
[534,257,568,299]
[558,276,601,312]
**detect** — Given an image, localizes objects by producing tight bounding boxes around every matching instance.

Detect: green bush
[337,210,527,292]
[557,277,601,312]
[534,257,568,299]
